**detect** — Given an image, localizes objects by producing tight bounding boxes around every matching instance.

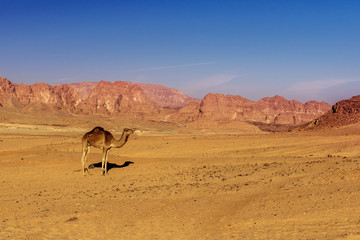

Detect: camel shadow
[89,161,134,172]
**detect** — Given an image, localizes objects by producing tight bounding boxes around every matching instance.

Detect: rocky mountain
[74,81,167,120]
[68,81,198,109]
[187,93,331,126]
[0,77,16,106]
[300,95,360,130]
[0,77,192,119]
[127,82,199,109]
[0,77,332,128]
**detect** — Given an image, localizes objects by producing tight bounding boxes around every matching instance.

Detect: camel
[81,127,135,175]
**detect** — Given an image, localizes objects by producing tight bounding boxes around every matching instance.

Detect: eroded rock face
[0,77,331,127]
[303,95,360,129]
[75,81,163,118]
[13,83,81,112]
[170,101,201,123]
[198,93,254,121]
[332,96,360,114]
[0,79,178,120]
[197,93,331,125]
[0,77,16,105]
[68,81,199,110]
[127,82,199,109]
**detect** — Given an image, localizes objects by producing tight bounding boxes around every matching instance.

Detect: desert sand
[1,122,360,239]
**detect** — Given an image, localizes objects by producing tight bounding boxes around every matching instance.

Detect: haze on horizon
[1,0,359,105]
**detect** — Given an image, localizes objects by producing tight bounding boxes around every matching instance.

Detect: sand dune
[1,124,360,239]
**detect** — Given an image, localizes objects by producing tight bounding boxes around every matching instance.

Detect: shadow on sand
[88,161,134,172]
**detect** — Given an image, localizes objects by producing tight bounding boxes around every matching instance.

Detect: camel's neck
[112,132,131,148]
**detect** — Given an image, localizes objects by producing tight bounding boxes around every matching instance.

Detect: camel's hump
[89,126,105,133]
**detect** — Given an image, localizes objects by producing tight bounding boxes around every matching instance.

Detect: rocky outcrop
[128,82,199,109]
[196,94,331,125]
[0,77,16,105]
[68,81,199,109]
[301,95,360,129]
[170,101,201,123]
[198,93,254,121]
[75,81,166,119]
[14,83,81,112]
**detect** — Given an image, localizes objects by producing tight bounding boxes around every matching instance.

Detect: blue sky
[1,0,360,104]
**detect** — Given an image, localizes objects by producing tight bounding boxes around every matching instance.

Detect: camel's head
[123,128,135,135]
[123,128,142,135]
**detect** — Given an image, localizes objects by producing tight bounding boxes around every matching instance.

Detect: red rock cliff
[195,93,331,125]
[302,95,360,129]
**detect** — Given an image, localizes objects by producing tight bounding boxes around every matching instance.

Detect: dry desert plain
[1,122,360,240]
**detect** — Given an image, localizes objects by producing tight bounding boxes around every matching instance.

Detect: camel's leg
[101,148,107,175]
[84,147,90,173]
[81,146,90,175]
[104,149,110,174]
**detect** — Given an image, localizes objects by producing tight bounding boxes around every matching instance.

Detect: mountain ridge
[0,77,332,130]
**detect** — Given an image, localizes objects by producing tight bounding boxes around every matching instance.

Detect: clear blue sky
[1,0,360,104]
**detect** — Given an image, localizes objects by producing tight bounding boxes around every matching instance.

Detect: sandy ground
[1,123,360,239]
